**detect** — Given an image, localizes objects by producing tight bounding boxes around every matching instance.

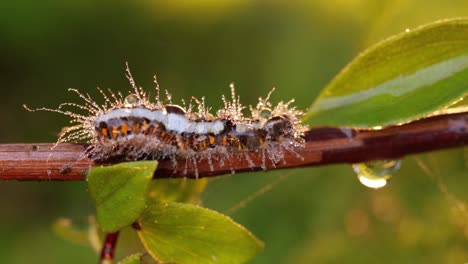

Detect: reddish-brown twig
[0,112,466,181]
[99,232,120,263]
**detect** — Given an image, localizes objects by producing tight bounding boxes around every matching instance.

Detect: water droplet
[124,94,140,106]
[352,160,402,189]
[260,108,272,119]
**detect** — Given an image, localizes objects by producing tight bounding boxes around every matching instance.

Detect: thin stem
[0,112,466,181]
[99,232,120,264]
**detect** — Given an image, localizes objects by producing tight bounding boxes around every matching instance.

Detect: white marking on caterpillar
[24,63,306,177]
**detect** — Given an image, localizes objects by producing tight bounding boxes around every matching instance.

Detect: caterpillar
[24,64,306,177]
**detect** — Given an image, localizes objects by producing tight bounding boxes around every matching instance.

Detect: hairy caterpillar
[25,65,306,177]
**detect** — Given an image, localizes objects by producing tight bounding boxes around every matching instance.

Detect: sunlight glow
[358,175,388,189]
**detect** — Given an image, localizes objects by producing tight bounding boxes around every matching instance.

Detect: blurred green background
[1,0,467,263]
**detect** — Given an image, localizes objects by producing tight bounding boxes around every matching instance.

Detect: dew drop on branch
[352,160,402,189]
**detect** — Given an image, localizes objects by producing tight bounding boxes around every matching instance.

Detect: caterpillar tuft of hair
[24,64,306,177]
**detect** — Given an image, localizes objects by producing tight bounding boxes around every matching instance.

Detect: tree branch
[0,112,466,181]
[99,232,120,263]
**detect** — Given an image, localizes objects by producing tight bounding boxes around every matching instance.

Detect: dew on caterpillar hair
[24,64,307,177]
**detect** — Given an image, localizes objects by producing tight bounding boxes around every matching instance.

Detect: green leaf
[305,18,468,127]
[146,178,208,204]
[87,161,158,232]
[137,202,264,264]
[118,253,143,264]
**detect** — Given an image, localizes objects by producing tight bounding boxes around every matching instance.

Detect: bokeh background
[1,1,468,263]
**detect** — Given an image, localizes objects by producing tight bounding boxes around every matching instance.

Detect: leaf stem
[99,232,120,264]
